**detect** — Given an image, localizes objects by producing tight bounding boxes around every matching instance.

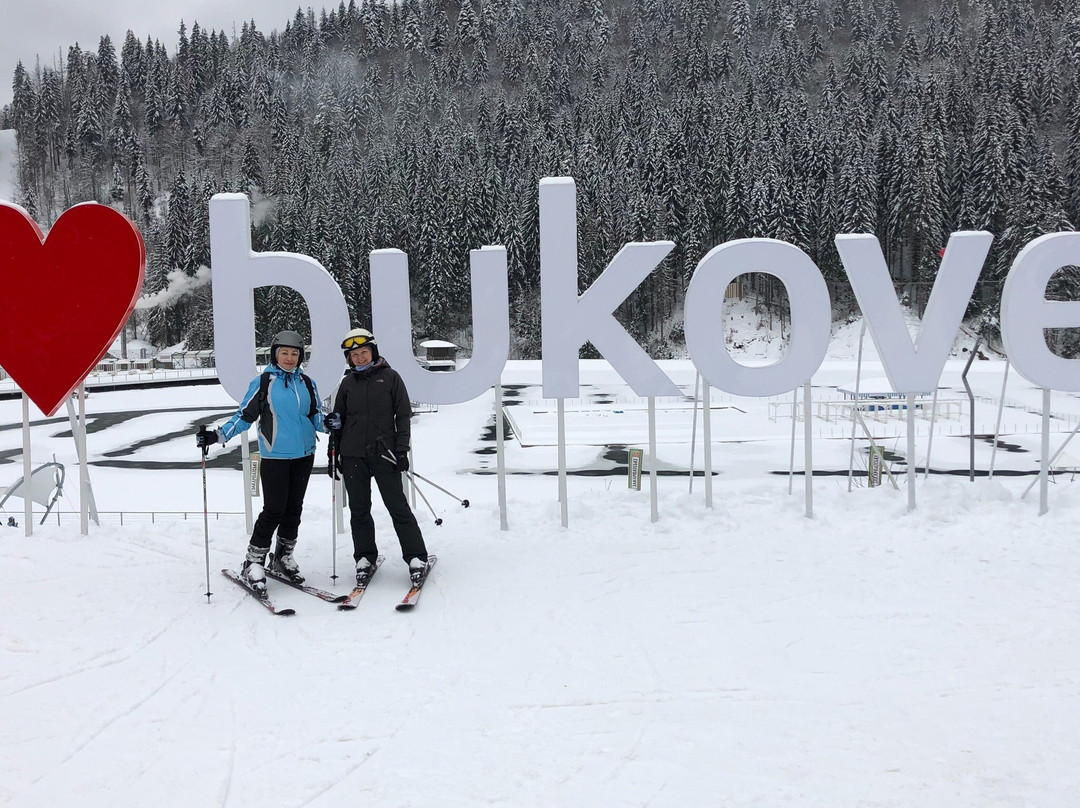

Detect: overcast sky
[1,0,321,108]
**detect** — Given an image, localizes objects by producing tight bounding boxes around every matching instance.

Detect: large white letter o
[685,239,831,396]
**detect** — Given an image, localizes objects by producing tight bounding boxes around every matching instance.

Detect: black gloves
[196,425,221,449]
[381,448,410,473]
[327,452,342,480]
[324,413,343,478]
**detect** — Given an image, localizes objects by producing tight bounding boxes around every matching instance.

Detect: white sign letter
[539,177,678,398]
[1001,232,1080,391]
[210,193,351,401]
[371,246,509,404]
[684,239,831,396]
[836,231,992,394]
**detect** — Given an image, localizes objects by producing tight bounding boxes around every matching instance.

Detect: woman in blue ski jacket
[195,329,329,593]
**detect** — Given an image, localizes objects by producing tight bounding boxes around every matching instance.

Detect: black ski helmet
[270,330,305,366]
[341,327,379,367]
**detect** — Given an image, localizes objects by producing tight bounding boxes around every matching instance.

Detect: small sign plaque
[250,451,261,497]
[628,448,644,491]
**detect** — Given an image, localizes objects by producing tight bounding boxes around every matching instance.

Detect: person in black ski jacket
[328,328,429,587]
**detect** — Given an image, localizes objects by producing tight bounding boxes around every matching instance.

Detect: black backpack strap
[258,371,272,407]
[300,373,317,418]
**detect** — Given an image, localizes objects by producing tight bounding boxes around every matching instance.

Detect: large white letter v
[836,231,992,394]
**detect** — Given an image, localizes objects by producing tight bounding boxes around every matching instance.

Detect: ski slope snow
[2,353,1079,807]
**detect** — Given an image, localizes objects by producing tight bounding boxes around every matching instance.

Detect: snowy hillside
[2,356,1079,807]
[711,297,993,364]
[0,130,15,203]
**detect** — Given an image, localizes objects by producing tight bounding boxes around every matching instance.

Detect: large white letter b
[209,193,351,401]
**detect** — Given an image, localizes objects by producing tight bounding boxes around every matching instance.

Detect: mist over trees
[4,0,1079,357]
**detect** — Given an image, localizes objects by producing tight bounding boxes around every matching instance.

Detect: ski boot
[272,537,305,583]
[408,556,427,588]
[241,543,269,596]
[355,556,376,587]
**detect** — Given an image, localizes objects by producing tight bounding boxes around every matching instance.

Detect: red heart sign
[0,202,145,416]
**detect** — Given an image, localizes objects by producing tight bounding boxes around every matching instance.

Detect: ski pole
[380,447,469,507]
[198,425,213,603]
[382,451,444,525]
[329,433,338,582]
[411,477,443,526]
[404,469,470,508]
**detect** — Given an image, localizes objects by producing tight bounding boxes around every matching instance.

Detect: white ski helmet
[341,328,379,366]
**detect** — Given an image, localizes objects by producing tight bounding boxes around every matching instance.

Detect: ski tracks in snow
[29,662,192,786]
[6,600,207,697]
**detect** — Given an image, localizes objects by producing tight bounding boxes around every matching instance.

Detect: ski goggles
[342,335,375,350]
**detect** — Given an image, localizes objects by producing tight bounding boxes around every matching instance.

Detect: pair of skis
[220,555,437,616]
[335,554,437,611]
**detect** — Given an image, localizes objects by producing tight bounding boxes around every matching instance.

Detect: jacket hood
[269,363,304,385]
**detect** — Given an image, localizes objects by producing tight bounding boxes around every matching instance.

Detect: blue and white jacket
[219,365,324,459]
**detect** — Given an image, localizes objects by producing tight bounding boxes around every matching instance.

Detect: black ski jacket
[330,357,413,459]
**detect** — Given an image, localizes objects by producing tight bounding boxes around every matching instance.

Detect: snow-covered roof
[836,377,932,398]
[419,340,458,349]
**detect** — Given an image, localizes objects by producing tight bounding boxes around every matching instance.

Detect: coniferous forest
[3,0,1080,357]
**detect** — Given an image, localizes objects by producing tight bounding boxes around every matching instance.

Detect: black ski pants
[341,455,427,564]
[251,454,315,549]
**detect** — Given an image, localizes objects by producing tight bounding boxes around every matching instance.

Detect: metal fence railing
[4,510,246,528]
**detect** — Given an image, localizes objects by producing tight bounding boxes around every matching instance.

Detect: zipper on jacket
[292,374,303,415]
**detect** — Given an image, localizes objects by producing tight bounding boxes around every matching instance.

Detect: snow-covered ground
[3,336,1080,806]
